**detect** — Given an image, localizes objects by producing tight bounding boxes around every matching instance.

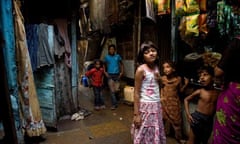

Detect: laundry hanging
[13,0,46,137]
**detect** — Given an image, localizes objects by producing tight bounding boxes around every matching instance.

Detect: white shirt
[140,66,160,102]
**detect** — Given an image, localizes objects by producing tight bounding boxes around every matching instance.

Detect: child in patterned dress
[160,60,189,142]
[131,41,166,144]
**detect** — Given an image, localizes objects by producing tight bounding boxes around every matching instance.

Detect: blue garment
[37,23,55,68]
[108,74,119,107]
[26,24,38,71]
[104,54,122,108]
[111,91,118,107]
[104,54,122,74]
[92,86,104,106]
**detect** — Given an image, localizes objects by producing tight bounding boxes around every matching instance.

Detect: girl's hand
[133,115,141,129]
[187,114,194,123]
[160,97,166,103]
[154,72,161,80]
[105,73,109,78]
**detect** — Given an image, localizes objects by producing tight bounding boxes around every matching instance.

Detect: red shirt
[85,67,104,87]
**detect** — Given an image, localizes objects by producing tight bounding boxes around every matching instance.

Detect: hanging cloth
[145,0,156,22]
[25,24,38,71]
[37,23,55,68]
[89,0,106,31]
[13,0,46,137]
[53,19,71,54]
[54,19,72,68]
[155,0,171,15]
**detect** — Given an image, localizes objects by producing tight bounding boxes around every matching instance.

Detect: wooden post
[133,0,141,68]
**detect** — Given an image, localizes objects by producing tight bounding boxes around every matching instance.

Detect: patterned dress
[212,82,240,144]
[161,76,182,140]
[131,65,166,144]
[212,37,240,144]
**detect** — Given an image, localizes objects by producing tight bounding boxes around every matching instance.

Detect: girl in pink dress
[131,41,166,144]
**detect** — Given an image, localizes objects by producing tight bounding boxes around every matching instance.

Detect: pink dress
[131,65,166,144]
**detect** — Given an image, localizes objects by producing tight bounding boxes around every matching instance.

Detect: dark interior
[22,0,79,22]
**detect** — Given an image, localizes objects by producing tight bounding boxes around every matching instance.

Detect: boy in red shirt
[85,59,105,110]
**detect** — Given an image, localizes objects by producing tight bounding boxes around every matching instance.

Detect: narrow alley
[38,85,179,144]
[1,1,240,144]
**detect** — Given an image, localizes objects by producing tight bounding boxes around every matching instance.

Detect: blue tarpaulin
[0,0,24,143]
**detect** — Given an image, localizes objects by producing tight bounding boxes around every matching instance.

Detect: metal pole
[71,13,79,110]
[171,0,177,61]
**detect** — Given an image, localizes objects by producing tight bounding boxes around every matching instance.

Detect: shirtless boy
[184,66,219,144]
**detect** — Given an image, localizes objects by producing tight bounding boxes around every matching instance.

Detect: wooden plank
[34,67,57,128]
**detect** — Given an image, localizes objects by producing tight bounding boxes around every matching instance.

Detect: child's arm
[101,68,105,86]
[214,66,224,78]
[180,76,189,92]
[119,60,124,78]
[159,76,166,103]
[133,66,144,128]
[85,69,94,86]
[103,62,109,78]
[85,70,92,77]
[184,89,200,123]
[160,86,164,102]
[85,68,96,77]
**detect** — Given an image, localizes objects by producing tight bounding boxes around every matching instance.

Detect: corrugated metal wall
[141,14,172,71]
[157,15,171,69]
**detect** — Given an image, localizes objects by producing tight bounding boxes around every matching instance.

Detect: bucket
[81,75,89,87]
[124,86,134,102]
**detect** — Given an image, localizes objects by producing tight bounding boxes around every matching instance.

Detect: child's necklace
[166,77,176,84]
[167,81,174,84]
